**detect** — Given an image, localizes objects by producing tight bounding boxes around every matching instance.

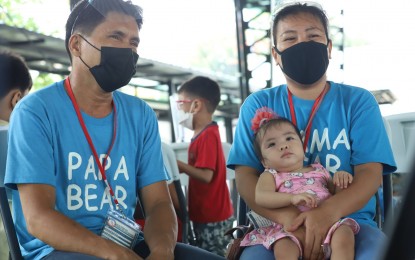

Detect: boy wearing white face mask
[176,76,234,256]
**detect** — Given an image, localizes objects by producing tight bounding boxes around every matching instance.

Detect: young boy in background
[176,76,234,256]
[0,50,32,199]
[0,50,32,123]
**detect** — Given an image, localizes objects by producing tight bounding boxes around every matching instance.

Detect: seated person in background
[0,50,32,199]
[227,2,396,260]
[240,107,359,260]
[0,50,32,123]
[4,0,224,259]
[176,76,234,256]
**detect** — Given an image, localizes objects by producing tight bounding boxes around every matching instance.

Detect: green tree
[192,36,238,77]
[0,0,65,92]
[33,73,62,91]
[0,0,41,31]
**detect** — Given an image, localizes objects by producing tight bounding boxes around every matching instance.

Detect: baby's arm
[255,172,318,209]
[329,171,353,194]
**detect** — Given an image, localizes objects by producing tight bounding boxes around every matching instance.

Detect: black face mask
[78,35,139,92]
[275,41,329,85]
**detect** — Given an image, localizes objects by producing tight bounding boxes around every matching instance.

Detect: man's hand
[106,243,143,260]
[286,207,338,260]
[146,248,174,260]
[140,182,177,260]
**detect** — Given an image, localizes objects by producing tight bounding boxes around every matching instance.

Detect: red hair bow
[251,107,279,134]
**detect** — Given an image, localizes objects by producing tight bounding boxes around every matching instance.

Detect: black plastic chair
[0,128,23,260]
[0,187,22,260]
[161,142,197,244]
[169,142,236,243]
[134,143,196,244]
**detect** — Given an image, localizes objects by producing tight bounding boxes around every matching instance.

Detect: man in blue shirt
[5,1,223,259]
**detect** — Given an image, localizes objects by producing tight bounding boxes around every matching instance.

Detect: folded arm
[255,171,317,209]
[235,166,303,230]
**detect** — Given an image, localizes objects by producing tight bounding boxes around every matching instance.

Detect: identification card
[100,208,142,249]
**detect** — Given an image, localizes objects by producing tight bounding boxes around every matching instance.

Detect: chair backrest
[169,142,190,186]
[169,141,239,221]
[161,142,181,183]
[384,112,415,174]
[0,127,23,260]
[380,113,415,228]
[169,142,236,184]
[161,142,191,244]
[221,142,235,181]
[380,117,394,227]
[380,158,415,260]
[221,142,238,218]
[0,127,8,188]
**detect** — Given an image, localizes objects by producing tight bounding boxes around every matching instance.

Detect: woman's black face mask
[275,41,329,85]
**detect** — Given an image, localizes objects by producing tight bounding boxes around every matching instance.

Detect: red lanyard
[288,84,328,152]
[64,78,121,212]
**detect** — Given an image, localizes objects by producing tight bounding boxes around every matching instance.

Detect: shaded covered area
[0,24,241,125]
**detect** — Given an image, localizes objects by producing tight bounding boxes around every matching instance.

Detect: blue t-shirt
[5,80,168,259]
[227,82,397,226]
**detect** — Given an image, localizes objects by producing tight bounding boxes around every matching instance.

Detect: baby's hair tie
[251,107,279,134]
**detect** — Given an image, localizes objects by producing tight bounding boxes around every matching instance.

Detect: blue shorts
[240,223,386,260]
[43,242,225,260]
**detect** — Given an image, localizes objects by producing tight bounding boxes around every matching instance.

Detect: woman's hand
[286,206,337,260]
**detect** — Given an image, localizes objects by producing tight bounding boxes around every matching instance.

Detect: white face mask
[177,102,194,130]
[178,110,194,130]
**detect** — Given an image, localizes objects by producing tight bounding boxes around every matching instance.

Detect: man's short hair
[178,76,221,113]
[0,50,32,98]
[65,0,143,62]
